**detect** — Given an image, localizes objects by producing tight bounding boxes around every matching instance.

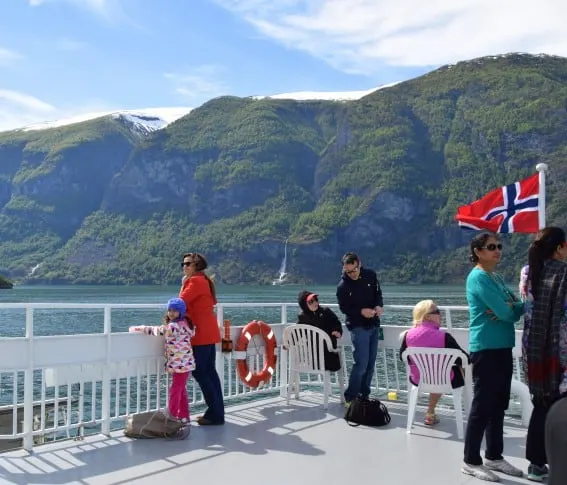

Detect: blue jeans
[192,344,225,423]
[344,326,379,401]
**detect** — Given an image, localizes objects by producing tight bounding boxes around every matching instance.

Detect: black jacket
[336,267,383,329]
[297,291,343,372]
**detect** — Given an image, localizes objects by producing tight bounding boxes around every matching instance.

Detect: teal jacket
[466,267,524,352]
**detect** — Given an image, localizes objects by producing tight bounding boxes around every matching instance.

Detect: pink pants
[168,372,190,421]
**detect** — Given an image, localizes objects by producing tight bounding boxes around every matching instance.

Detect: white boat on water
[0,301,533,484]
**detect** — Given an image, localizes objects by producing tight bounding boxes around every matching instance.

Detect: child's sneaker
[527,464,548,482]
[424,413,440,426]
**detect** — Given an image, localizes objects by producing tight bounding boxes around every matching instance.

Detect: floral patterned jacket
[130,319,196,373]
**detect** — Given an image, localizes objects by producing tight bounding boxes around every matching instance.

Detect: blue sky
[0,0,565,130]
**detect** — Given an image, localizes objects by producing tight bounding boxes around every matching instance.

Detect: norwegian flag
[454,173,540,233]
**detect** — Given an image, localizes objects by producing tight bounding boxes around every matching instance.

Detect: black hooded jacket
[296,291,343,372]
[336,267,383,329]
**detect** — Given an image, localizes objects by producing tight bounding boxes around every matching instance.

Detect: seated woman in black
[297,291,343,372]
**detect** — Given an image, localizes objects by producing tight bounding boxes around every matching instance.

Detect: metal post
[444,307,453,331]
[279,347,289,398]
[536,163,548,229]
[23,306,34,451]
[101,307,112,436]
[281,304,288,326]
[215,304,225,393]
[279,303,290,396]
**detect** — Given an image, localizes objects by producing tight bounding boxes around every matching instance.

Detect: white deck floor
[0,393,533,485]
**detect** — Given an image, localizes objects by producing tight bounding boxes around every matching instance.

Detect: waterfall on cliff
[272,238,288,285]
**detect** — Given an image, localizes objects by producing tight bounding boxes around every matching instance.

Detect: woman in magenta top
[399,299,468,426]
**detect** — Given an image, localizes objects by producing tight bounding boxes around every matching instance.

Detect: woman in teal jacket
[461,232,524,482]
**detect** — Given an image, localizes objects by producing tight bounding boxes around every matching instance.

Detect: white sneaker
[461,463,500,482]
[484,459,523,477]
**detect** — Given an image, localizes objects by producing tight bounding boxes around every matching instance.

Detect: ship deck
[0,392,532,485]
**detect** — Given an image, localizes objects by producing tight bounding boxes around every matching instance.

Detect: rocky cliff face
[0,54,566,285]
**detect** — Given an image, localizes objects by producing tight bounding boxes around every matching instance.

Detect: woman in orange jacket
[179,252,225,425]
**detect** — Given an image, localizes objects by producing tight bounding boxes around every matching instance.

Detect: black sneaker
[527,464,549,482]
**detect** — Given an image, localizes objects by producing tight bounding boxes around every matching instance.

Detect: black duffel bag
[344,397,391,427]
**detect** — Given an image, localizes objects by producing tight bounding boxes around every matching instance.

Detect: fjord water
[0,284,469,337]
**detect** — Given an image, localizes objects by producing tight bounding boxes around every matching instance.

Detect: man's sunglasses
[181,261,194,267]
[482,243,503,251]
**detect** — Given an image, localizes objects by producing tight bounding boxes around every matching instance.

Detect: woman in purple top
[399,299,469,426]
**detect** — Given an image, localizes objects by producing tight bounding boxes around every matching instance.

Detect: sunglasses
[181,261,193,267]
[307,296,318,304]
[482,243,503,251]
[429,308,441,315]
[345,267,359,275]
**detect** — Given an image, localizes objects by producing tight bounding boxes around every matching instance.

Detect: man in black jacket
[336,252,383,404]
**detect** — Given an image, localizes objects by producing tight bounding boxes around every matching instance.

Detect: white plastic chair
[401,347,469,439]
[282,324,346,409]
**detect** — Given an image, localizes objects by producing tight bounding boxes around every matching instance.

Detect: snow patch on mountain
[20,107,192,133]
[12,83,400,135]
[252,82,400,101]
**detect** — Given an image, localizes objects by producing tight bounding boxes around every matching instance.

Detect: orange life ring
[235,320,277,388]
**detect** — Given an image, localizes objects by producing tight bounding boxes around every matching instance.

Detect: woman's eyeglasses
[482,243,503,251]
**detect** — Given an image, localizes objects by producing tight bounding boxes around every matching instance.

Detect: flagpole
[536,163,548,229]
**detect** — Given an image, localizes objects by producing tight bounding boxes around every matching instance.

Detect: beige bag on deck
[124,410,190,440]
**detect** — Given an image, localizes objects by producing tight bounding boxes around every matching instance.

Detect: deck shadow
[0,394,531,485]
[0,396,332,485]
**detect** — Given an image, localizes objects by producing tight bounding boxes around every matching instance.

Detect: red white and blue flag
[454,173,540,233]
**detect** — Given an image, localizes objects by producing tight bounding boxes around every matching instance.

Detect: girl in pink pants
[130,298,196,422]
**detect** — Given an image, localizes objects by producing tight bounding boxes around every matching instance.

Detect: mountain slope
[0,53,566,285]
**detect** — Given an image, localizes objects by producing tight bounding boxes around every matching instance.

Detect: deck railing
[0,302,526,452]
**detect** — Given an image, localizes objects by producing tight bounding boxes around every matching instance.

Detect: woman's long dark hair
[183,252,217,301]
[528,227,566,296]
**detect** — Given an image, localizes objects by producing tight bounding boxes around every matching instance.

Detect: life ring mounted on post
[235,320,277,388]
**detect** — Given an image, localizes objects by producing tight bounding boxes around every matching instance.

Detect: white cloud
[214,0,567,74]
[27,0,127,23]
[0,90,55,113]
[164,65,229,101]
[0,89,118,132]
[0,89,56,131]
[28,0,108,11]
[0,48,22,66]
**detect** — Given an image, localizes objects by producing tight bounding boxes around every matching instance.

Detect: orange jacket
[179,273,220,346]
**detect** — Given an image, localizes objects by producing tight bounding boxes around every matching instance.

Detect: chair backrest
[401,347,467,392]
[283,324,334,373]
